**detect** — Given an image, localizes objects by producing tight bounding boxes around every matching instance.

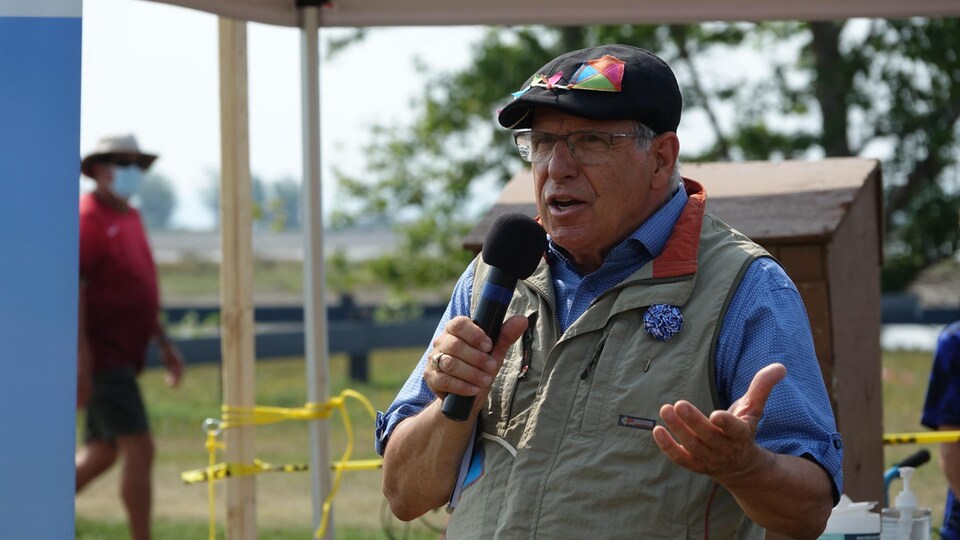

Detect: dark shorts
[84,367,149,444]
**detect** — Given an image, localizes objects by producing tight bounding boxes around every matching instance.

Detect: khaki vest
[446,181,770,539]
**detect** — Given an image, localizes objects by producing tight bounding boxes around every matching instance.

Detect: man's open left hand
[652,363,786,483]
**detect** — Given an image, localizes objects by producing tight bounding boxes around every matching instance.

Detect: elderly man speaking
[376,44,842,539]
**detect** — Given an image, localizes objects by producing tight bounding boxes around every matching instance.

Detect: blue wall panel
[0,12,81,539]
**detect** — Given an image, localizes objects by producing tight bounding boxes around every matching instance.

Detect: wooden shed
[464,157,885,505]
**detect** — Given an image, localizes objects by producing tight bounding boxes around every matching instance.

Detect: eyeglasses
[111,159,139,168]
[513,129,646,165]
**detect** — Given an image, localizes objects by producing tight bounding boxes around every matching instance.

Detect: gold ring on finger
[431,351,445,373]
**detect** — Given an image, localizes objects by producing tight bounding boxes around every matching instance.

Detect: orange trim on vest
[652,179,706,279]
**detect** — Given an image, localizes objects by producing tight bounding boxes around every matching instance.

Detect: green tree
[250,175,269,230]
[203,173,277,232]
[710,20,960,290]
[334,21,960,294]
[140,172,177,230]
[269,177,301,232]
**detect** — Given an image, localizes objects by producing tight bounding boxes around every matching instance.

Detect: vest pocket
[578,326,616,437]
[577,315,681,442]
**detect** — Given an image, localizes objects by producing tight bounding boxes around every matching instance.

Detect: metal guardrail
[149,294,960,382]
[881,293,960,324]
[148,297,447,382]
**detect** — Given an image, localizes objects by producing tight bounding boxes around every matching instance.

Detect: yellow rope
[205,432,222,540]
[181,458,381,483]
[884,430,960,445]
[183,389,383,540]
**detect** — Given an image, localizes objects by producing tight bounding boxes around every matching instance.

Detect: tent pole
[218,16,257,540]
[299,5,334,538]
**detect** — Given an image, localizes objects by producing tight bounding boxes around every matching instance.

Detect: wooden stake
[218,16,257,540]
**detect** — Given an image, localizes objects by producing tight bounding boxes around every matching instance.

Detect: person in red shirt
[76,134,185,540]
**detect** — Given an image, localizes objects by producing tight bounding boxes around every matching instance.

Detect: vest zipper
[502,313,538,425]
[580,332,608,380]
[588,274,694,310]
[518,312,537,380]
[522,279,562,337]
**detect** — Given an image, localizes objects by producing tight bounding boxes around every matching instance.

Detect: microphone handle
[441,268,517,422]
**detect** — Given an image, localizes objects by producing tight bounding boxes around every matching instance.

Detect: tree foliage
[204,173,303,232]
[333,20,960,295]
[140,172,177,230]
[269,177,302,232]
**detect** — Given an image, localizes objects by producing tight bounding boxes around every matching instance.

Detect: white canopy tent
[140,1,960,539]
[153,0,960,27]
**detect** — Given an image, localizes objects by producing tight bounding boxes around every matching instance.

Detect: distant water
[881,324,946,352]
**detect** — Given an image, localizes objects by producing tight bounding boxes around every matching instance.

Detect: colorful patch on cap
[511,86,532,99]
[545,71,563,88]
[569,55,625,92]
[511,54,626,99]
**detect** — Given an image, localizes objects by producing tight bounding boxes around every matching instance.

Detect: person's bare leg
[76,440,117,493]
[116,432,155,540]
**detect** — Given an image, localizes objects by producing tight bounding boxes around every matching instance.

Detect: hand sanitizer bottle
[880,467,932,540]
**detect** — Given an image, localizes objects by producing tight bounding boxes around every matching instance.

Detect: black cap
[497,44,681,134]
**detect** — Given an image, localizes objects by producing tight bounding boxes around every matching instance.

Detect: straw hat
[80,134,158,178]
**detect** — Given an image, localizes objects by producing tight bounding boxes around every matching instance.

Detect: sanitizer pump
[880,467,931,540]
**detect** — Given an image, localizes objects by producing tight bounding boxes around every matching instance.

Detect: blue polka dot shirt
[376,185,844,499]
[922,321,960,538]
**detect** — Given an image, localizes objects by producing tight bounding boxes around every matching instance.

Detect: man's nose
[547,139,579,178]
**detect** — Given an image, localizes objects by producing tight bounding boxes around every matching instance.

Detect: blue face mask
[111,165,144,199]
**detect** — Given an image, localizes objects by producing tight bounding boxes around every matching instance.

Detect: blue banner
[0,9,81,540]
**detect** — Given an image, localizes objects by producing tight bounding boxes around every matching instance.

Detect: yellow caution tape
[333,458,383,471]
[184,389,382,540]
[884,430,960,445]
[181,457,382,483]
[181,459,309,483]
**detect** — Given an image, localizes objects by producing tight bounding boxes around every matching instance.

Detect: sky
[81,1,759,232]
[81,0,486,229]
[81,2,860,232]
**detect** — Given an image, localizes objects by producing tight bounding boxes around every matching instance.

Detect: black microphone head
[481,212,547,279]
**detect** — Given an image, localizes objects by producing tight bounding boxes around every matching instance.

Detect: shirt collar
[631,183,688,259]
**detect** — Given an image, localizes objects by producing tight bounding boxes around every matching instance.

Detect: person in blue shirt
[922,320,960,539]
[376,44,842,539]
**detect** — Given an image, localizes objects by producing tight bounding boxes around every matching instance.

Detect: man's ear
[651,132,680,188]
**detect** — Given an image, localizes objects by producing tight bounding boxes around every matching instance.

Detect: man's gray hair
[669,163,682,190]
[634,122,657,152]
[635,121,682,190]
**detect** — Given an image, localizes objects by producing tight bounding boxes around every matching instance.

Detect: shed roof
[463,157,883,253]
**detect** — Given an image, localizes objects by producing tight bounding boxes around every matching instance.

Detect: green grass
[156,258,395,305]
[76,347,952,537]
[76,349,444,539]
[881,349,947,529]
[157,259,313,302]
[156,259,228,301]
[75,516,440,540]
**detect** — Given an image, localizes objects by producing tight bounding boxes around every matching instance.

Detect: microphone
[441,212,547,422]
